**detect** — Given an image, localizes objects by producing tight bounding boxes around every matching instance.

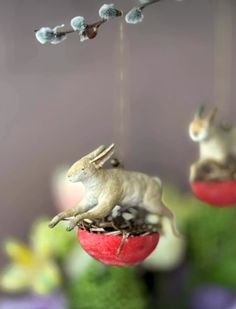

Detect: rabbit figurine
[49,144,179,236]
[189,106,236,180]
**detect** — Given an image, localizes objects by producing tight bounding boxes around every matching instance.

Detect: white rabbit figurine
[49,144,179,236]
[189,106,236,180]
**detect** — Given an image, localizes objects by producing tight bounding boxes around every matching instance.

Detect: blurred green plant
[163,184,201,228]
[164,184,236,288]
[31,218,77,260]
[186,204,236,288]
[67,261,148,309]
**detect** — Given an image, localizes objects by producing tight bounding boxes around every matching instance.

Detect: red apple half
[191,180,236,207]
[78,229,160,266]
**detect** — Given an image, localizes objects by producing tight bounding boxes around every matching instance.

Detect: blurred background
[0,0,236,308]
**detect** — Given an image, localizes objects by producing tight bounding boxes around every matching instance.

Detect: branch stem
[139,0,162,10]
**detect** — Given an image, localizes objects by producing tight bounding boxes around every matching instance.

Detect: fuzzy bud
[51,25,67,44]
[79,33,89,42]
[70,16,87,32]
[35,25,66,45]
[125,7,144,24]
[35,27,55,44]
[99,4,122,20]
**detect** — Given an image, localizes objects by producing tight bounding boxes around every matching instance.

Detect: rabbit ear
[87,145,107,159]
[195,104,205,119]
[207,107,218,123]
[90,144,115,168]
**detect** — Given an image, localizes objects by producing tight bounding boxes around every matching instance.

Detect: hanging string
[114,21,129,163]
[214,0,232,120]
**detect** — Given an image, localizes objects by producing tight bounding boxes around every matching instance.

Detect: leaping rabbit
[49,144,179,236]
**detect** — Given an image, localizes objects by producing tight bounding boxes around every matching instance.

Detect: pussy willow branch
[34,0,161,38]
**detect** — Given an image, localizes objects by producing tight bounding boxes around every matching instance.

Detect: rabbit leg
[67,199,116,231]
[49,198,91,228]
[49,208,79,228]
[159,201,181,238]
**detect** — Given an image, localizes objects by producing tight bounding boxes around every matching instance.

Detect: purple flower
[0,293,67,309]
[190,286,236,309]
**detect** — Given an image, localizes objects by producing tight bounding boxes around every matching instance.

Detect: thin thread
[214,0,232,119]
[115,21,129,162]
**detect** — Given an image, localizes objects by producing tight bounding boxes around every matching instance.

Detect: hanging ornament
[77,206,161,266]
[49,144,180,266]
[189,106,236,207]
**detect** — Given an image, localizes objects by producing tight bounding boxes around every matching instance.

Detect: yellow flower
[1,239,61,295]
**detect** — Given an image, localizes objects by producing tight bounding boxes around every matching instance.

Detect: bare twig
[116,233,129,256]
[139,0,162,10]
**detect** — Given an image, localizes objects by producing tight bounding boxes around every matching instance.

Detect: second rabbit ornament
[189,106,236,207]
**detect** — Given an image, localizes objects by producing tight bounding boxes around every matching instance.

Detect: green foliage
[163,184,201,228]
[163,184,236,288]
[67,261,148,309]
[31,218,77,260]
[186,203,236,288]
